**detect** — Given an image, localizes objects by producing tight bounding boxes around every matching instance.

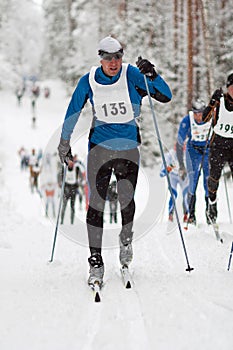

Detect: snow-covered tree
[0,0,43,89]
[1,0,232,165]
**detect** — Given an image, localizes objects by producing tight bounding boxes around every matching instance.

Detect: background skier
[106,179,119,224]
[59,158,83,225]
[176,99,211,225]
[160,147,189,223]
[202,73,233,223]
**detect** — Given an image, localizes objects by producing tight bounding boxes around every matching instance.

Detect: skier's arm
[128,64,172,103]
[58,75,90,163]
[176,142,184,168]
[61,74,90,141]
[176,116,189,165]
[176,116,189,180]
[160,152,173,177]
[202,88,222,122]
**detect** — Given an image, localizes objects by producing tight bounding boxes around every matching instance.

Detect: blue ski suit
[176,112,211,198]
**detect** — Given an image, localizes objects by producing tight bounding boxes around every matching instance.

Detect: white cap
[192,99,206,113]
[98,36,122,53]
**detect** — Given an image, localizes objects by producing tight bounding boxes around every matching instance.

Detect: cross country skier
[42,181,56,218]
[58,158,83,225]
[176,100,211,225]
[202,73,233,223]
[106,179,119,224]
[58,35,172,288]
[160,147,189,223]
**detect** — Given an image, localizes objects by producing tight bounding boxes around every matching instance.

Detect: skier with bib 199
[176,100,211,225]
[202,73,233,224]
[57,36,172,288]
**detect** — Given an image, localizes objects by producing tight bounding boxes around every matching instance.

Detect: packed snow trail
[1,82,233,350]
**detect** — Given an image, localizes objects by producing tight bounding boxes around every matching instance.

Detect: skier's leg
[45,200,49,217]
[112,148,139,267]
[168,174,178,221]
[208,146,225,222]
[70,186,77,224]
[86,144,112,255]
[186,148,199,223]
[114,148,139,245]
[60,193,68,224]
[52,198,56,217]
[202,152,210,223]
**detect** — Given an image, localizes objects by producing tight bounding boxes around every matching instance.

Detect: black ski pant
[61,183,77,224]
[86,144,139,255]
[208,142,233,202]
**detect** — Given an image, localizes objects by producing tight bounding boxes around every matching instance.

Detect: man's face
[193,112,203,123]
[227,85,233,99]
[100,57,122,77]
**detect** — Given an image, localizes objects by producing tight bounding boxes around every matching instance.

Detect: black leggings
[208,142,233,201]
[61,184,77,224]
[86,144,139,254]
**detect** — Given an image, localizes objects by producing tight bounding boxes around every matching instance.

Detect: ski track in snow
[1,82,233,350]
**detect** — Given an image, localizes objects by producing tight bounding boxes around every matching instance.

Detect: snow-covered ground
[0,81,233,350]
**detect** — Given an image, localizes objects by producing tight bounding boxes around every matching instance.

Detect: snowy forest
[0,0,232,160]
[1,2,233,349]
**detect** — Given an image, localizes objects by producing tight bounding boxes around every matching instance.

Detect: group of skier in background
[18,145,119,227]
[15,81,50,127]
[162,72,233,228]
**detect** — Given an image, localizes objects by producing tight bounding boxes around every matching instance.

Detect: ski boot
[168,213,173,222]
[187,193,196,224]
[208,199,217,224]
[205,196,211,224]
[188,213,196,225]
[119,239,133,267]
[119,228,133,267]
[183,213,188,223]
[88,252,104,288]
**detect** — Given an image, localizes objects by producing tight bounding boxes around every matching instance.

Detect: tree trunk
[187,0,193,109]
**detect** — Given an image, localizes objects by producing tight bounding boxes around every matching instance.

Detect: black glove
[136,56,158,80]
[58,138,73,164]
[179,165,187,181]
[209,88,223,106]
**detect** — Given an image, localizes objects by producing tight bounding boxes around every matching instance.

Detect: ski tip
[126,281,132,289]
[95,292,101,302]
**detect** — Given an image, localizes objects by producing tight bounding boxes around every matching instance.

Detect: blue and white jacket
[61,63,172,151]
[177,113,211,150]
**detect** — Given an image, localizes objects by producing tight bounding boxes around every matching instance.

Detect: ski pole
[49,162,68,262]
[223,167,232,224]
[227,242,233,271]
[143,74,194,272]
